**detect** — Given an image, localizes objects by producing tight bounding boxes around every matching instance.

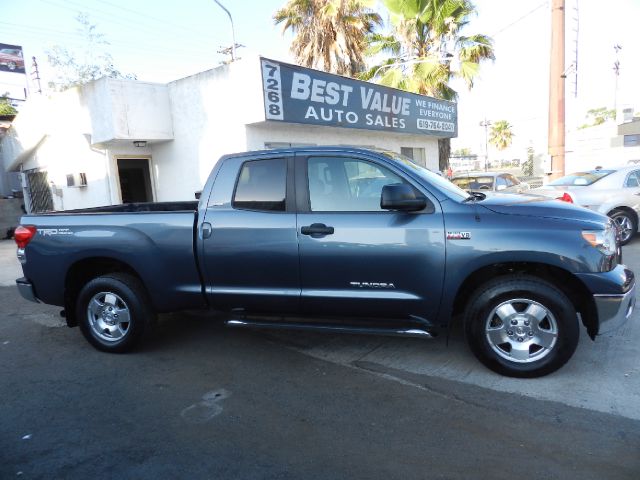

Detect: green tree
[46,13,136,91]
[488,120,513,151]
[578,107,615,129]
[452,147,471,156]
[521,146,534,176]
[274,0,382,76]
[362,0,494,170]
[0,93,17,115]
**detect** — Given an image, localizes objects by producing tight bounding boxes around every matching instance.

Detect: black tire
[76,273,155,353]
[464,275,579,378]
[608,209,636,246]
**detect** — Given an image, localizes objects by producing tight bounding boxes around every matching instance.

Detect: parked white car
[531,165,640,245]
[451,172,530,194]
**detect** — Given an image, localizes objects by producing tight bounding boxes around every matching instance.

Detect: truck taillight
[14,225,37,249]
[557,192,573,203]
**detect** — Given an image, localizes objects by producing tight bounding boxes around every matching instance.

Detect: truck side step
[225,319,435,339]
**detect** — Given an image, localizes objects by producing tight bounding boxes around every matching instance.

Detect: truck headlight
[582,224,617,256]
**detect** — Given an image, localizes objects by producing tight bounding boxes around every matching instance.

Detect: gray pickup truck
[14,147,636,377]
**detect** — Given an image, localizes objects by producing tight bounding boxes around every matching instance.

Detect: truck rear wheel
[76,273,155,353]
[464,275,579,378]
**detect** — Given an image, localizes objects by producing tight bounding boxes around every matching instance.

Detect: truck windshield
[547,170,614,186]
[380,151,469,201]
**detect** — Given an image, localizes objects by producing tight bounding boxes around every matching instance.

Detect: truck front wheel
[464,275,579,378]
[76,273,155,353]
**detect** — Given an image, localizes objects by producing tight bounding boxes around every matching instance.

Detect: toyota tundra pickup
[14,147,636,377]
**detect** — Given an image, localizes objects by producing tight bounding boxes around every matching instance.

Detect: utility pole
[480,119,492,171]
[571,1,579,98]
[217,43,244,65]
[548,0,565,180]
[613,44,622,113]
[213,0,237,62]
[31,56,42,95]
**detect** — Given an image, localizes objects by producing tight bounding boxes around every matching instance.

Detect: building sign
[0,43,25,74]
[260,57,457,138]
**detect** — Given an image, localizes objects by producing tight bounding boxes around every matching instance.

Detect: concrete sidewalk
[0,240,21,286]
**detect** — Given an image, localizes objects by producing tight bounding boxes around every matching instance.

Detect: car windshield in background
[547,170,614,186]
[451,176,494,190]
[380,151,469,201]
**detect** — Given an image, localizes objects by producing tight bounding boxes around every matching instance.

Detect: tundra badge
[350,282,396,289]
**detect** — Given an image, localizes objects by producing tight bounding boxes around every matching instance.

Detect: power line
[492,1,549,36]
[0,21,215,59]
[95,0,215,38]
[37,0,220,51]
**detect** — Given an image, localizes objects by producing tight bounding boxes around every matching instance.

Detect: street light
[213,0,236,62]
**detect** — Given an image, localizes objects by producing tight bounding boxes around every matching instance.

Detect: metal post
[31,57,42,95]
[613,44,622,113]
[480,119,492,171]
[213,0,236,62]
[548,0,565,180]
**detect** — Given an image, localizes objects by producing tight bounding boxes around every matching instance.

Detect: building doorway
[117,158,153,203]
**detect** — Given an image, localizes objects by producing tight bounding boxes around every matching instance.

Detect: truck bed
[20,203,205,312]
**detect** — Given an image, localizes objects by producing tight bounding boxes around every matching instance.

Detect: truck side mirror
[381,184,427,212]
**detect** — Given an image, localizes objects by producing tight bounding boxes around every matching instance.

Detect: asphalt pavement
[1,239,639,479]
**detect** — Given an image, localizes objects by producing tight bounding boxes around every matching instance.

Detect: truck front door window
[308,157,405,212]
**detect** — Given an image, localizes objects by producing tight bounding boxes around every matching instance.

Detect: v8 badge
[447,231,471,240]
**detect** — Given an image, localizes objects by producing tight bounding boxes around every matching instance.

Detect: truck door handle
[201,222,213,239]
[301,223,334,237]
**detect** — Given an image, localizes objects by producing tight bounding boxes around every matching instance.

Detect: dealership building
[1,56,457,212]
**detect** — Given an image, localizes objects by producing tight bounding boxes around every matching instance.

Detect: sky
[1,0,639,159]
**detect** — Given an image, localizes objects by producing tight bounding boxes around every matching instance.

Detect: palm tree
[489,120,514,151]
[361,0,494,169]
[274,0,382,77]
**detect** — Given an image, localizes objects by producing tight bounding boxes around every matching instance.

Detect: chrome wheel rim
[87,291,131,342]
[613,215,633,243]
[485,298,558,363]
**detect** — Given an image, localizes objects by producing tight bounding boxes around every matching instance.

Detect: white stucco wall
[565,123,640,173]
[2,79,173,210]
[83,78,173,144]
[150,56,440,201]
[2,57,450,209]
[21,133,112,211]
[149,58,265,201]
[245,122,440,171]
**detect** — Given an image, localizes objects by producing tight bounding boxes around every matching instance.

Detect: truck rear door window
[233,158,287,211]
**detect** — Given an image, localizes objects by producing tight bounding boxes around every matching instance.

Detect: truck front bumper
[577,266,636,335]
[593,283,636,335]
[16,277,39,303]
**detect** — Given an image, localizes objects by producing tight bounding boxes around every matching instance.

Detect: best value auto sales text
[290,72,455,131]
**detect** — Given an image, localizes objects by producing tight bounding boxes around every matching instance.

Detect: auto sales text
[290,72,417,128]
